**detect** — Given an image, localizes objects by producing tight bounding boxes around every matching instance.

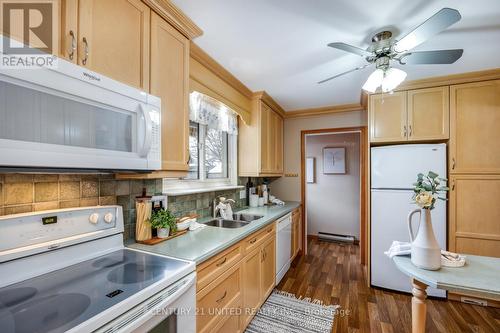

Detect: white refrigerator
[371,144,446,298]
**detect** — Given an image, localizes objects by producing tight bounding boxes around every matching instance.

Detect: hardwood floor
[276,237,500,333]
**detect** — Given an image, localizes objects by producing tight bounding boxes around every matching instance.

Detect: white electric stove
[0,206,196,333]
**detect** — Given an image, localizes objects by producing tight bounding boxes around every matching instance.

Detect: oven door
[96,272,196,333]
[0,63,160,171]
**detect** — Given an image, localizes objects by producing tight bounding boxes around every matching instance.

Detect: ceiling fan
[318,8,463,93]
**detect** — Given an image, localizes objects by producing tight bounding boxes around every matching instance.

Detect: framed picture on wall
[323,147,346,174]
[306,157,315,183]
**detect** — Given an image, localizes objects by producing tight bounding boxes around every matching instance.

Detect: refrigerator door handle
[408,209,421,242]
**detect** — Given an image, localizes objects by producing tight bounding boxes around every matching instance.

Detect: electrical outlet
[239,190,246,199]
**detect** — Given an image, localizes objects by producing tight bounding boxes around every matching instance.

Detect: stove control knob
[104,213,114,224]
[89,213,99,224]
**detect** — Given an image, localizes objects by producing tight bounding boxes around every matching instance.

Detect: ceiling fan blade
[328,42,372,57]
[318,64,371,84]
[399,49,463,64]
[394,8,461,53]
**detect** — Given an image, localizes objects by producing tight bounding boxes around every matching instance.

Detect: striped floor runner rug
[245,290,339,333]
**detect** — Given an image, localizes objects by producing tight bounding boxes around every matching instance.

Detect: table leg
[411,278,428,333]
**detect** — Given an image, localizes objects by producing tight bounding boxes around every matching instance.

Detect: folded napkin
[384,241,411,258]
[384,241,466,267]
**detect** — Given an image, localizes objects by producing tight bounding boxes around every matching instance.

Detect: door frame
[300,126,368,264]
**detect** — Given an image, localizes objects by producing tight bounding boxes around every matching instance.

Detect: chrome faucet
[212,197,235,218]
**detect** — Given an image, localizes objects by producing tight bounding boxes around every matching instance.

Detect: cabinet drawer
[212,300,242,333]
[197,242,243,291]
[197,263,242,333]
[243,222,276,254]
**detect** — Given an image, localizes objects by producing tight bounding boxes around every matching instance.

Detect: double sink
[203,213,264,228]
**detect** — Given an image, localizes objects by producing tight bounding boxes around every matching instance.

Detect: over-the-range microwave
[0,35,161,171]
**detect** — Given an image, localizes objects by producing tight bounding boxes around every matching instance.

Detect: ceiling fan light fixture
[381,68,407,92]
[362,68,384,93]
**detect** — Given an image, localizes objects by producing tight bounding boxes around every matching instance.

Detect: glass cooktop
[0,249,190,333]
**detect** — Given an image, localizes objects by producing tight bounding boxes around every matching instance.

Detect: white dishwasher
[276,213,292,284]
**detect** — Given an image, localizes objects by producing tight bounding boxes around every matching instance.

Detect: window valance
[189,91,238,135]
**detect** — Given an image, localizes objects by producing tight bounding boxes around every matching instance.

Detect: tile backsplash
[0,173,263,241]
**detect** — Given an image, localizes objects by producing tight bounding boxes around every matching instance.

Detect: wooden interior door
[241,247,261,327]
[150,12,189,172]
[407,86,449,141]
[450,80,500,174]
[260,236,276,299]
[369,92,407,143]
[78,0,150,89]
[449,175,500,257]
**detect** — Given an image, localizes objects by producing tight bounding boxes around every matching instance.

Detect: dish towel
[385,241,466,267]
[189,221,206,231]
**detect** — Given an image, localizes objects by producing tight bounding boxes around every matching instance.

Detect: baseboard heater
[318,232,355,244]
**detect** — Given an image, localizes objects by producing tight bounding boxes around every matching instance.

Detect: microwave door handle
[138,105,153,157]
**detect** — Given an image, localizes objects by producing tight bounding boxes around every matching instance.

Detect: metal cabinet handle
[68,30,76,60]
[216,257,227,267]
[451,158,456,170]
[249,238,257,244]
[261,249,265,262]
[403,125,407,138]
[452,180,455,191]
[187,148,191,165]
[216,291,227,303]
[409,125,412,137]
[82,37,89,65]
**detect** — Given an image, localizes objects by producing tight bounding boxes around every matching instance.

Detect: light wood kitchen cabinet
[449,80,500,174]
[369,87,449,143]
[150,12,190,172]
[196,221,277,332]
[261,236,276,299]
[449,175,500,258]
[77,0,150,90]
[239,95,284,177]
[241,247,261,328]
[407,86,449,141]
[369,92,407,143]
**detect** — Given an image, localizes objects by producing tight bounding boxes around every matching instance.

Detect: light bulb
[362,69,384,93]
[381,68,407,92]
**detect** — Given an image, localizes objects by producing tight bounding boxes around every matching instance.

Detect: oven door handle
[138,104,153,158]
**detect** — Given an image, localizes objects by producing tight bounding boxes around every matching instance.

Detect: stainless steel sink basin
[231,213,263,222]
[203,219,250,228]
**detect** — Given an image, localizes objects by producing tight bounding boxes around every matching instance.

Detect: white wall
[305,133,360,238]
[271,110,367,201]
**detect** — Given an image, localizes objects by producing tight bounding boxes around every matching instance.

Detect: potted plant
[148,209,177,239]
[408,171,448,270]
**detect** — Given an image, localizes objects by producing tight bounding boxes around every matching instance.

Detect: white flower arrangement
[412,171,449,210]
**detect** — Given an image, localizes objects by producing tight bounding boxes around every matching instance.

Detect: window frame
[163,122,238,192]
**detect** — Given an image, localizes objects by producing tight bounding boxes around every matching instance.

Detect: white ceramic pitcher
[408,208,441,270]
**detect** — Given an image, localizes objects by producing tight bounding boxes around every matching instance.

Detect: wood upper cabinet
[449,175,500,257]
[150,12,190,172]
[369,92,407,143]
[78,0,150,90]
[369,87,450,143]
[407,86,449,141]
[239,98,284,177]
[450,80,500,174]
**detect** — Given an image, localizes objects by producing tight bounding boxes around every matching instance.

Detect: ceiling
[172,0,500,111]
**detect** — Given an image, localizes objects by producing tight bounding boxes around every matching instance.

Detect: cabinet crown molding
[142,0,203,39]
[253,91,286,118]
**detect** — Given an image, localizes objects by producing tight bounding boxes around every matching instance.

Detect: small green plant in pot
[148,209,177,238]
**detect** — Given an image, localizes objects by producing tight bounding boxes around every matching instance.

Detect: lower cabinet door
[261,236,276,299]
[196,263,242,333]
[241,247,261,328]
[213,309,241,333]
